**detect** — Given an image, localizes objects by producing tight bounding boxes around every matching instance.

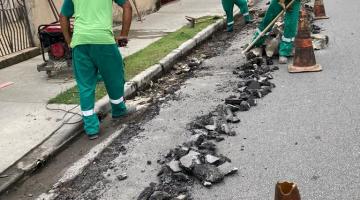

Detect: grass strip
[49,16,220,104]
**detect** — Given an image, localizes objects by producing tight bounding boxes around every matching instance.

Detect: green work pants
[253,0,301,56]
[222,0,251,32]
[72,44,127,136]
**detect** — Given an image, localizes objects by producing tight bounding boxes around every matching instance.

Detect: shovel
[242,0,296,54]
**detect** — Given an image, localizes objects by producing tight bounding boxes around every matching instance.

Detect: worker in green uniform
[252,0,301,64]
[222,0,253,32]
[60,0,133,139]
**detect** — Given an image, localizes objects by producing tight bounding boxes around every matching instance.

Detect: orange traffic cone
[314,0,329,20]
[274,181,301,200]
[288,8,322,73]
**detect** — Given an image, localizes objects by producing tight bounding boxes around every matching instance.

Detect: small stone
[203,181,212,187]
[260,86,272,96]
[237,81,246,88]
[231,116,240,123]
[239,101,251,111]
[27,194,33,197]
[218,162,238,176]
[141,169,146,173]
[149,191,171,200]
[167,160,182,173]
[175,194,187,200]
[220,123,231,135]
[265,73,274,80]
[227,104,241,112]
[175,70,183,75]
[228,131,236,136]
[266,57,273,65]
[117,173,128,181]
[270,66,279,71]
[192,129,208,136]
[247,97,257,107]
[239,92,251,100]
[205,125,216,131]
[215,137,225,142]
[238,86,247,93]
[199,141,216,151]
[205,154,220,164]
[258,76,268,83]
[147,161,152,165]
[190,134,206,146]
[188,58,202,67]
[200,54,208,59]
[225,98,242,105]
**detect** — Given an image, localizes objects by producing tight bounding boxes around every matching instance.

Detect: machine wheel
[46,70,53,77]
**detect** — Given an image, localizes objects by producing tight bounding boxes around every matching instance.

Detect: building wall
[113,0,160,23]
[25,0,160,46]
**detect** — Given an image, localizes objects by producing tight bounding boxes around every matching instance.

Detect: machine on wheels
[37,0,73,77]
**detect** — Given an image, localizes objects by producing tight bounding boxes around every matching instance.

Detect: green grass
[49,16,220,105]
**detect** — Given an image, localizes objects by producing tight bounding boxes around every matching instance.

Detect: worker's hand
[278,0,286,10]
[116,36,129,47]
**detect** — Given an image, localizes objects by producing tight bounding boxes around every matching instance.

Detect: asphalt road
[192,0,360,199]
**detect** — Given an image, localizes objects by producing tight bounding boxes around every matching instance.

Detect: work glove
[116,36,129,47]
[278,0,286,10]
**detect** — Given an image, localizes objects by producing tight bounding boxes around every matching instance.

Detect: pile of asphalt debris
[136,55,278,200]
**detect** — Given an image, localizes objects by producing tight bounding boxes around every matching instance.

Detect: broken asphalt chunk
[116,173,128,181]
[270,66,279,71]
[167,160,182,173]
[218,162,239,176]
[205,154,220,164]
[149,191,171,200]
[174,194,187,200]
[247,97,257,107]
[192,129,208,136]
[199,141,216,151]
[239,101,251,111]
[192,164,224,183]
[225,98,242,105]
[137,183,157,200]
[179,150,201,170]
[246,80,261,90]
[205,125,216,131]
[220,123,231,135]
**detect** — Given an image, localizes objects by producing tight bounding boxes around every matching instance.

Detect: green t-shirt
[61,0,126,48]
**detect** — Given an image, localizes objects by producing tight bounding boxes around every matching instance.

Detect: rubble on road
[136,13,284,199]
[137,53,281,199]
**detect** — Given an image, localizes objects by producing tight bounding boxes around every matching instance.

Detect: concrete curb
[0,10,250,195]
[0,47,40,69]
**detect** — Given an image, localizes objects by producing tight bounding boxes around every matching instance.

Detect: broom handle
[131,0,143,22]
[242,0,296,54]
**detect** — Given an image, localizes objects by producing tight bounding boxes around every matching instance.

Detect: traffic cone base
[315,16,329,20]
[288,63,322,73]
[314,0,329,20]
[274,181,301,200]
[289,7,322,73]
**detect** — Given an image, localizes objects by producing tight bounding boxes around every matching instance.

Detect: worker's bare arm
[115,0,133,46]
[60,14,72,47]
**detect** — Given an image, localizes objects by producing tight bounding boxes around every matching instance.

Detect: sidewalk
[0,0,227,176]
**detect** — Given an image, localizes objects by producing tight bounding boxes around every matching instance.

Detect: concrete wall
[25,0,160,46]
[113,0,160,23]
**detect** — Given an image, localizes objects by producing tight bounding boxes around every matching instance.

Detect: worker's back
[61,0,126,48]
